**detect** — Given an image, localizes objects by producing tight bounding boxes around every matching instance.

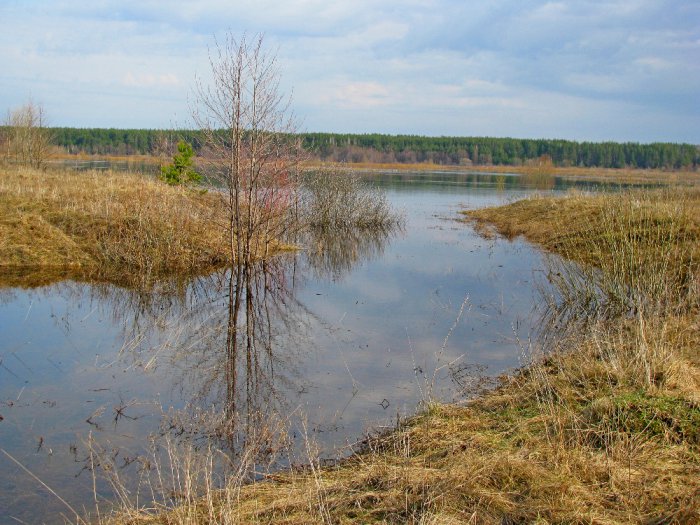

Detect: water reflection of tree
[221,257,311,443]
[2,213,404,518]
[27,217,401,477]
[160,219,402,449]
[135,259,314,454]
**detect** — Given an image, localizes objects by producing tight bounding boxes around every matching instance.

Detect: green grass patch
[580,391,700,447]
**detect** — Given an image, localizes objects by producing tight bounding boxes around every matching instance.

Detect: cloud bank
[1,0,697,142]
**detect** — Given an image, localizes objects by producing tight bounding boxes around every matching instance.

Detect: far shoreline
[47,152,700,184]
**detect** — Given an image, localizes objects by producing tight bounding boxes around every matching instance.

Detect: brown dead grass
[108,364,700,523]
[464,188,700,268]
[0,166,231,287]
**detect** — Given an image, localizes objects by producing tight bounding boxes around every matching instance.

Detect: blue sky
[1,0,698,142]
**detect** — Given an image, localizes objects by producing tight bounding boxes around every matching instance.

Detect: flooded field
[0,172,614,523]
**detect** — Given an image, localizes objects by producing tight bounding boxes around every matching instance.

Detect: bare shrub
[193,32,306,265]
[3,100,53,168]
[300,169,403,230]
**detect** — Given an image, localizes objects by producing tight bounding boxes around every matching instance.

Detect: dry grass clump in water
[0,166,230,287]
[103,187,699,524]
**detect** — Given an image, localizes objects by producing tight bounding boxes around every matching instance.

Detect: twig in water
[24,299,33,321]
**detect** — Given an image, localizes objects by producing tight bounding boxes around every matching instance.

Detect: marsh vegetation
[105,188,700,524]
[2,29,699,525]
[0,170,543,523]
[2,160,699,523]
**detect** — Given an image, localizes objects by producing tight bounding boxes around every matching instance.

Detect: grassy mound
[0,166,230,287]
[465,189,700,264]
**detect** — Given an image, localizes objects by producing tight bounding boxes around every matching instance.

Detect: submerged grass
[0,166,231,287]
[96,187,700,523]
[467,189,700,318]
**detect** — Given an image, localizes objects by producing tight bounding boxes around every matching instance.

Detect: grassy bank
[466,188,700,270]
[0,166,231,287]
[100,188,699,524]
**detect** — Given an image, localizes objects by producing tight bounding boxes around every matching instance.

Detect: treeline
[49,128,699,169]
[50,128,203,157]
[302,133,699,169]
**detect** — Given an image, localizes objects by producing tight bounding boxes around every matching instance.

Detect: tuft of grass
[0,166,232,287]
[578,391,700,447]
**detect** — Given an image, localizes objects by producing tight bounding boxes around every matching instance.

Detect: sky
[1,0,698,143]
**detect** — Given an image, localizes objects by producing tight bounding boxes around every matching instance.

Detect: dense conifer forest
[43,127,700,169]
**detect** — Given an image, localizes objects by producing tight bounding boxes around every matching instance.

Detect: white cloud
[321,81,392,109]
[634,56,673,70]
[123,72,181,88]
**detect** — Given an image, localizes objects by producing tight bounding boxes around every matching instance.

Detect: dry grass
[49,154,700,184]
[466,188,700,252]
[0,165,231,287]
[466,190,700,316]
[100,188,700,524]
[106,384,700,523]
[51,152,162,163]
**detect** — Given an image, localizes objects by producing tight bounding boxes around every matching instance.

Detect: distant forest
[49,128,699,169]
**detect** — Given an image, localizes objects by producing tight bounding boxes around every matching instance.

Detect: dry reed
[0,165,231,287]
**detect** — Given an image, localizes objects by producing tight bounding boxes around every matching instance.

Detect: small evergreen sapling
[160,140,202,185]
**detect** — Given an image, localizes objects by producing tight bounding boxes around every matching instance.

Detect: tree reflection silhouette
[34,217,402,477]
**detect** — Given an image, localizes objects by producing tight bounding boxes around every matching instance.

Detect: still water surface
[0,172,609,523]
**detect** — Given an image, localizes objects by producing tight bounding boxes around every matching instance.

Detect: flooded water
[48,158,160,174]
[0,172,610,523]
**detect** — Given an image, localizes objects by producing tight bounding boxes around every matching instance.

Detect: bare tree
[193,33,306,265]
[3,100,53,168]
[150,129,177,164]
[193,32,306,419]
